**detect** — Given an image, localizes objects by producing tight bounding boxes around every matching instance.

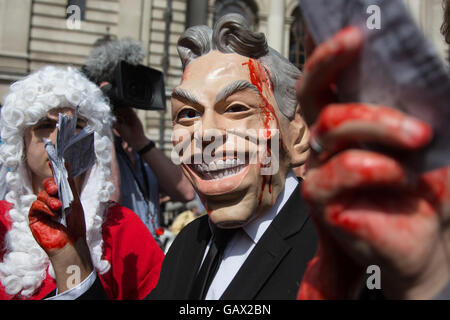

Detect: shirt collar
[242,170,299,244]
[207,170,299,242]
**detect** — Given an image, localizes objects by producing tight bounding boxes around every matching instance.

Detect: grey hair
[177,13,301,120]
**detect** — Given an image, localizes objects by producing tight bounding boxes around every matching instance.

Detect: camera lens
[128,81,145,98]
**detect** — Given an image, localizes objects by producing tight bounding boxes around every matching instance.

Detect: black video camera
[100,61,166,111]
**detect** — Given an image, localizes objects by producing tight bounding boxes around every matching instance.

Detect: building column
[186,0,208,28]
[266,0,285,53]
[117,0,142,40]
[0,0,32,101]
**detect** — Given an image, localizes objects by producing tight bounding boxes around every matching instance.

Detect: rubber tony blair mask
[171,14,309,228]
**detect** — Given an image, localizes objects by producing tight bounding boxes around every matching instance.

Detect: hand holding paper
[28,108,95,292]
[43,106,95,225]
[28,173,93,293]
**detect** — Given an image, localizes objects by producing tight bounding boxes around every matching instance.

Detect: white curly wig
[0,65,115,298]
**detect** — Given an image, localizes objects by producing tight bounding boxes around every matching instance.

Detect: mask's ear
[287,105,310,168]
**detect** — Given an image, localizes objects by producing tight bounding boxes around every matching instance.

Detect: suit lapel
[160,215,211,299]
[220,184,309,299]
[220,225,290,299]
[183,216,212,297]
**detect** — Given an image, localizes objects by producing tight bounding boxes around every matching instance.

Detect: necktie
[189,227,236,299]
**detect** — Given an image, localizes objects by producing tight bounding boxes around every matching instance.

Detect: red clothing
[0,200,164,300]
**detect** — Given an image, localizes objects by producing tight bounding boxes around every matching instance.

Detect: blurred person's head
[172,14,309,228]
[0,66,114,297]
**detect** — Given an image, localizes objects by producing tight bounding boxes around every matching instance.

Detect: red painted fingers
[310,104,433,160]
[28,200,71,252]
[29,199,58,222]
[42,177,58,196]
[37,189,62,212]
[296,26,363,126]
[28,178,70,253]
[303,149,408,205]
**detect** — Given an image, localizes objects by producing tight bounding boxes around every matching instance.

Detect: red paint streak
[243,59,280,203]
[268,175,272,194]
[156,227,165,236]
[258,174,267,204]
[258,171,273,205]
[242,59,279,139]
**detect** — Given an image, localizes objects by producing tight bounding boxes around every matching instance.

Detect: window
[289,7,306,70]
[213,0,258,30]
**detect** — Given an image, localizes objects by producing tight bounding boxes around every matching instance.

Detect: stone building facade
[0,0,448,153]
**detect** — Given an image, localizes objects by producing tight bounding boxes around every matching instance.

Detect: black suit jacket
[149,184,317,300]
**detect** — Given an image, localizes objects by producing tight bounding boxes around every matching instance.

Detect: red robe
[0,200,164,300]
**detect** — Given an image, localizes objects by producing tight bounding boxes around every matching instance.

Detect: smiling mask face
[171,51,294,228]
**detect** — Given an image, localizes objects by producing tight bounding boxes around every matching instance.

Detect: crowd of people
[0,0,448,300]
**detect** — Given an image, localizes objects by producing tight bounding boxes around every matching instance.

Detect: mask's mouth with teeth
[188,158,247,180]
[182,156,252,196]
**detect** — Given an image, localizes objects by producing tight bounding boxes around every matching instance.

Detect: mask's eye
[177,108,200,121]
[226,104,249,113]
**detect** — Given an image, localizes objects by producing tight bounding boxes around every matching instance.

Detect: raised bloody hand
[297,27,450,299]
[29,177,69,255]
[28,172,93,293]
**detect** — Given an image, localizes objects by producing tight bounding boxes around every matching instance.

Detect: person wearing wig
[0,65,164,299]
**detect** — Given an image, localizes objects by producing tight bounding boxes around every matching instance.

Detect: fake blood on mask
[242,59,278,138]
[242,59,278,205]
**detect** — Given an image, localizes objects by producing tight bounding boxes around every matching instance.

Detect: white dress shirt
[204,171,299,300]
[45,270,97,300]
